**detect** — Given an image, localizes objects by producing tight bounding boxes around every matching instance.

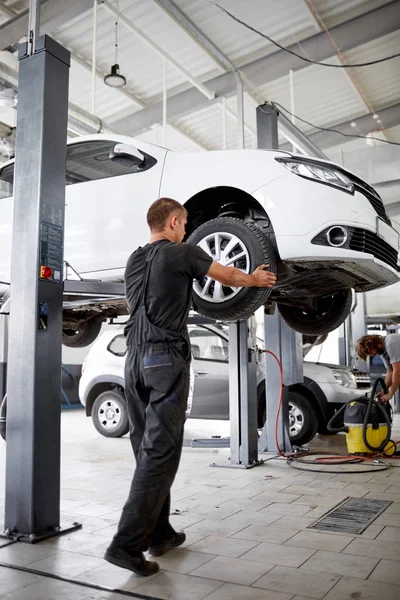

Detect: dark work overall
[109,244,190,556]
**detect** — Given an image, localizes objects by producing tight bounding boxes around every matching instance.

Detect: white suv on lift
[79,321,371,447]
[0,135,398,346]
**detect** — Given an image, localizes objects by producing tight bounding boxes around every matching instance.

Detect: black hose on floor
[0,559,165,600]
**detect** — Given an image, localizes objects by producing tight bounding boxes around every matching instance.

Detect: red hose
[264,349,394,465]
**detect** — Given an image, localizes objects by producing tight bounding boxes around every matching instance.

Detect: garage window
[189,327,229,362]
[107,334,127,357]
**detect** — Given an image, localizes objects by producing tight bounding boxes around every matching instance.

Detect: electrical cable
[272,102,400,147]
[0,559,165,600]
[206,0,400,68]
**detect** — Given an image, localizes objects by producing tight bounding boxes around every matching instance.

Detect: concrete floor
[0,410,399,600]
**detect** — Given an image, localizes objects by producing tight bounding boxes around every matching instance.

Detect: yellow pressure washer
[327,377,396,456]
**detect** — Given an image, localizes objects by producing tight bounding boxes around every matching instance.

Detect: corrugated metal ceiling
[0,0,398,156]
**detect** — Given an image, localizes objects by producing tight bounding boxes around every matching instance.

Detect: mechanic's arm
[385,367,393,391]
[381,363,400,403]
[207,261,276,288]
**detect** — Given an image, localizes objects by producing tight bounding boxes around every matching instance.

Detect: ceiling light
[104,64,126,88]
[104,0,126,89]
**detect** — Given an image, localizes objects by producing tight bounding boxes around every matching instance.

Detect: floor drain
[308,497,392,535]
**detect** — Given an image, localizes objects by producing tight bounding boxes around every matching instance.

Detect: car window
[189,327,229,362]
[0,140,157,196]
[66,140,155,185]
[107,334,127,357]
[0,163,14,199]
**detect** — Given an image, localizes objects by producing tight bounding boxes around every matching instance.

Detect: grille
[311,227,398,271]
[349,229,398,271]
[353,181,391,226]
[352,369,371,389]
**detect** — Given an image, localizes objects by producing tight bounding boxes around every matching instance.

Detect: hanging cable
[114,0,119,66]
[273,102,400,147]
[206,0,400,68]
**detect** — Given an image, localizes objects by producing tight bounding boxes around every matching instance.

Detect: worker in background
[356,333,400,403]
[104,197,276,576]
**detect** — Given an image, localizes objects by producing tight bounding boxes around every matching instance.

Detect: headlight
[276,159,354,193]
[332,370,357,389]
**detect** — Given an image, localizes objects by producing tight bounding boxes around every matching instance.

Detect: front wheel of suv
[187,216,277,321]
[277,289,352,335]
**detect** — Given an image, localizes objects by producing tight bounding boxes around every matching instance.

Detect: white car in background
[79,320,371,446]
[0,135,398,346]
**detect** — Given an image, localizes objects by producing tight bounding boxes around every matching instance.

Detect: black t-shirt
[124,240,212,338]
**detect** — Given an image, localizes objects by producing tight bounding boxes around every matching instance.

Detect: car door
[188,325,229,419]
[64,139,167,278]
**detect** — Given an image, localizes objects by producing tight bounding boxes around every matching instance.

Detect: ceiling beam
[280,103,400,151]
[111,0,400,135]
[0,0,94,49]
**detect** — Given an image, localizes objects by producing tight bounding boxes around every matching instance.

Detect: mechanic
[356,333,400,403]
[104,197,276,576]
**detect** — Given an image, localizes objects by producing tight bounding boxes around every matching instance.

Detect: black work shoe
[148,531,186,556]
[104,548,159,576]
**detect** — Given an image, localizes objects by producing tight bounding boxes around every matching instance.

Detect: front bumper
[254,176,399,288]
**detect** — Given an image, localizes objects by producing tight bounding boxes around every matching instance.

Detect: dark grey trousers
[109,344,190,555]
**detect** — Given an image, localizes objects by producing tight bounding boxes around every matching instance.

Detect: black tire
[278,290,352,335]
[288,391,319,446]
[257,385,318,446]
[62,318,102,348]
[187,217,277,321]
[91,389,129,438]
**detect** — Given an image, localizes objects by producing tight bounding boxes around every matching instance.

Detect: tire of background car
[257,385,318,446]
[0,394,6,441]
[91,389,129,438]
[288,391,319,446]
[277,289,353,336]
[62,317,103,348]
[187,217,277,321]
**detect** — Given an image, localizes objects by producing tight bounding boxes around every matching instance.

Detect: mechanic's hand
[252,264,277,288]
[379,393,393,404]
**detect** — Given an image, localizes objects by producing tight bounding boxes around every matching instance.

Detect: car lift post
[256,102,303,455]
[258,311,303,454]
[1,1,80,541]
[0,294,8,405]
[211,317,262,469]
[339,293,368,371]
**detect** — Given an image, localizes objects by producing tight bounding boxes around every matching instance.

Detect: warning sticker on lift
[39,222,63,283]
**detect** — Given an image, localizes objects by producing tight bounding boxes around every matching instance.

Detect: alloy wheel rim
[193,231,250,303]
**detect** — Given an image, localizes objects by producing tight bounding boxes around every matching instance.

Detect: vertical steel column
[3,35,73,540]
[258,312,303,453]
[221,319,260,468]
[256,101,303,453]
[235,72,245,150]
[256,103,279,151]
[350,293,368,371]
[0,294,9,404]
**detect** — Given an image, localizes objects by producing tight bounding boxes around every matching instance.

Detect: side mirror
[109,143,145,169]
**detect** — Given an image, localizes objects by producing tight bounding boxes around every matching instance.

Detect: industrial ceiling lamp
[104,0,126,88]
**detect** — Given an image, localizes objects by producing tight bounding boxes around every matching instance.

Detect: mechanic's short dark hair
[146,197,187,232]
[356,335,383,361]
